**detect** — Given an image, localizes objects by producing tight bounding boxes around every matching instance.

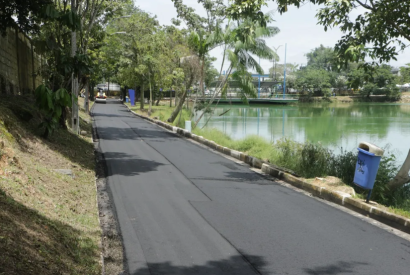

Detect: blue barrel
[353,148,382,190]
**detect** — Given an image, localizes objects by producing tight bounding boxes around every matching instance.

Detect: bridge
[208,74,285,98]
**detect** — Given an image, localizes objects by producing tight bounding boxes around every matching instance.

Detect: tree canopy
[0,0,52,35]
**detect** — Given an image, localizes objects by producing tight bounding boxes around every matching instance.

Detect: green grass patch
[127,102,192,128]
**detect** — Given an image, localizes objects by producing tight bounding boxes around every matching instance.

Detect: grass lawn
[0,95,101,275]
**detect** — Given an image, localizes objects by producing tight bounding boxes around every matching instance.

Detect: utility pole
[71,0,79,134]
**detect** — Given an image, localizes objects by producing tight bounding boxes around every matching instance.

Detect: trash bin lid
[358,142,384,157]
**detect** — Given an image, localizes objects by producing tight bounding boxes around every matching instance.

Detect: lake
[195,103,410,164]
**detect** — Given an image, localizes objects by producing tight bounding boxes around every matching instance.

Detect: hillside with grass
[0,95,101,275]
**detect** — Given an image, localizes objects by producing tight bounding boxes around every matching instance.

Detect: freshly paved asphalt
[93,100,410,275]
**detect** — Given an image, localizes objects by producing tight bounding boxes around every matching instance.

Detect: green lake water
[195,103,410,163]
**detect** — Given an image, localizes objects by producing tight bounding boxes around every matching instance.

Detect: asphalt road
[93,100,410,275]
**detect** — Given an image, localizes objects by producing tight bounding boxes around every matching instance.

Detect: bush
[328,148,357,184]
[299,142,332,178]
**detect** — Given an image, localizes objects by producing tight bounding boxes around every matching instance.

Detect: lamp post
[272,45,282,96]
[283,43,287,99]
[272,45,282,81]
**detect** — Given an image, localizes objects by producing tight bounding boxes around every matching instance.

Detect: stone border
[125,105,410,235]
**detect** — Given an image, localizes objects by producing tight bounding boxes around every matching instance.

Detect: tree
[347,64,397,98]
[398,65,410,85]
[167,56,201,123]
[172,0,226,101]
[204,57,219,88]
[0,0,52,35]
[305,45,338,71]
[194,18,279,128]
[296,67,332,96]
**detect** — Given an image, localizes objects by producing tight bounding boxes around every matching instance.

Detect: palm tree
[193,19,280,128]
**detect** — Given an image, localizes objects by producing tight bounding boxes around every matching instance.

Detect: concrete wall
[0,27,42,95]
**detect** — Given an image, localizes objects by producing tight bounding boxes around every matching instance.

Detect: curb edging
[125,105,410,235]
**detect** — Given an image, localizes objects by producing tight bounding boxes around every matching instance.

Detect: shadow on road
[130,254,267,275]
[103,152,166,177]
[96,125,179,142]
[224,171,273,184]
[303,261,369,275]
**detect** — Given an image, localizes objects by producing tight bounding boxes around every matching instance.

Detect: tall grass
[193,128,273,161]
[128,102,191,128]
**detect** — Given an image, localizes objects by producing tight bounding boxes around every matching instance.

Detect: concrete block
[208,141,217,149]
[261,164,283,179]
[282,173,306,188]
[223,147,231,155]
[239,152,246,162]
[251,157,263,169]
[230,150,240,160]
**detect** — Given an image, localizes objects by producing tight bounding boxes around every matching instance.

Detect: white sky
[135,0,410,73]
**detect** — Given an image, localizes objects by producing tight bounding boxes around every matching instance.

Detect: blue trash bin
[353,142,384,190]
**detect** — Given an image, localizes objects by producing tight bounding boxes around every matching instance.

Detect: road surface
[93,100,410,275]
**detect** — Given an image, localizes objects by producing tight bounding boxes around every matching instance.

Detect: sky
[135,0,410,73]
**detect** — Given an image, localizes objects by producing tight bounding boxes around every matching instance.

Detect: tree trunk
[59,107,68,130]
[148,73,152,115]
[155,91,162,106]
[193,65,233,128]
[140,82,144,109]
[200,55,205,95]
[167,88,187,123]
[84,78,89,113]
[387,150,410,190]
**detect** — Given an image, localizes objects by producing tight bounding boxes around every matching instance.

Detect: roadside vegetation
[192,127,409,218]
[0,96,100,274]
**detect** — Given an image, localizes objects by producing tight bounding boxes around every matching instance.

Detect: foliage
[305,44,338,71]
[397,65,410,85]
[34,84,72,138]
[295,67,332,95]
[225,0,270,27]
[274,1,410,68]
[0,0,52,35]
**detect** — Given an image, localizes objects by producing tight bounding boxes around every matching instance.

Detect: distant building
[95,83,121,96]
[391,67,400,76]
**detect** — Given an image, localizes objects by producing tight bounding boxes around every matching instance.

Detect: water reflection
[195,103,410,163]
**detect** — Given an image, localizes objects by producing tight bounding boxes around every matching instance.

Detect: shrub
[299,142,332,178]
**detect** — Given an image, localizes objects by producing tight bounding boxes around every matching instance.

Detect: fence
[0,26,42,95]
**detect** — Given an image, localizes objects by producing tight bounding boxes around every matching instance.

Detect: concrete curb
[125,105,410,235]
